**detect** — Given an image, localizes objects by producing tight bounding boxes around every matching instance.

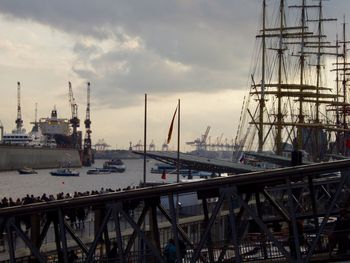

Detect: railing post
[30,213,41,262]
[94,205,110,256]
[145,198,160,263]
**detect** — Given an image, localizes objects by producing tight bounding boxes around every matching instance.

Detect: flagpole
[177,99,180,183]
[143,93,147,185]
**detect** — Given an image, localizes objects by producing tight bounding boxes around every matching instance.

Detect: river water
[0,159,171,199]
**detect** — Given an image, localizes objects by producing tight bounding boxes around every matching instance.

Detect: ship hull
[0,145,81,171]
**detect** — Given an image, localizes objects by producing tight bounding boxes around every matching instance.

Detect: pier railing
[1,159,350,262]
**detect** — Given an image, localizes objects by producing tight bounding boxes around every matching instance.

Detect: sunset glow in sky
[0,0,348,150]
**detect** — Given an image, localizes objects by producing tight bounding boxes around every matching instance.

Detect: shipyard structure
[0,82,93,171]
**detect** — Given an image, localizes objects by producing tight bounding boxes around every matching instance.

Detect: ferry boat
[103,159,126,173]
[50,168,79,177]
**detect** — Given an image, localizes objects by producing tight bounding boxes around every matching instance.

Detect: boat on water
[50,168,79,177]
[103,159,126,173]
[17,167,37,174]
[87,168,111,175]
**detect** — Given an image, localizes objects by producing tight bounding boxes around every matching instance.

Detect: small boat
[50,168,79,177]
[87,168,111,175]
[18,167,37,174]
[103,159,126,173]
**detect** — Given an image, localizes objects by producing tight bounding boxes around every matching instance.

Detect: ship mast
[291,0,308,151]
[258,0,266,153]
[275,0,285,155]
[341,19,347,130]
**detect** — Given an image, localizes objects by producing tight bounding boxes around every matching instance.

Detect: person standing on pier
[164,239,176,263]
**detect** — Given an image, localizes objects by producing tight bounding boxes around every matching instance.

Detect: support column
[202,198,215,262]
[146,198,160,263]
[30,214,41,263]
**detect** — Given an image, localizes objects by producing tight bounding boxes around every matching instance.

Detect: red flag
[167,106,178,144]
[161,170,166,180]
[346,139,350,148]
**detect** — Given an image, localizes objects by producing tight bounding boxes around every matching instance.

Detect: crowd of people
[0,186,139,209]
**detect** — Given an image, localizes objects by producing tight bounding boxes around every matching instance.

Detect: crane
[149,140,156,151]
[94,139,110,151]
[82,82,93,166]
[0,120,3,141]
[186,126,211,151]
[15,82,23,132]
[68,82,80,149]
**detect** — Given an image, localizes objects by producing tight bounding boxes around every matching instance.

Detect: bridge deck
[1,159,350,262]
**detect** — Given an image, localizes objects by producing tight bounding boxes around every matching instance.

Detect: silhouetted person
[164,239,176,263]
[330,209,350,255]
[68,250,78,263]
[289,220,305,259]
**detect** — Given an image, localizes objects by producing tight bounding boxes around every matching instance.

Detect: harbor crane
[0,120,3,141]
[149,140,156,151]
[94,139,110,151]
[186,126,211,151]
[15,82,23,132]
[68,82,80,149]
[161,140,169,151]
[82,82,93,166]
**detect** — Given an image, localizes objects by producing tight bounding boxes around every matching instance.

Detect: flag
[167,106,178,144]
[161,170,166,180]
[346,139,350,149]
[239,153,245,163]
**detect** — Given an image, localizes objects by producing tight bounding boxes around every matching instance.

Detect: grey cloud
[2,0,344,110]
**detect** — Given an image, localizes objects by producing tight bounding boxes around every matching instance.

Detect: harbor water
[0,159,172,199]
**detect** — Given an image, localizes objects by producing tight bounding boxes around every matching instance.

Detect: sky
[0,0,348,151]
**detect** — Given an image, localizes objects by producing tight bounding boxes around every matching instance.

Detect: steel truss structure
[1,159,350,262]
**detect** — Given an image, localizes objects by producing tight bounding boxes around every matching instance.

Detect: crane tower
[15,82,23,132]
[82,82,93,166]
[68,82,81,149]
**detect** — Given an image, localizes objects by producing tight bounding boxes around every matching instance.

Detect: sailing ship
[234,0,348,163]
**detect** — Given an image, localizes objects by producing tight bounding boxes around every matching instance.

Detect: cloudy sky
[0,0,348,151]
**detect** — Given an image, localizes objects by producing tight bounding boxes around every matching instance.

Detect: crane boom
[68,81,80,149]
[202,126,211,144]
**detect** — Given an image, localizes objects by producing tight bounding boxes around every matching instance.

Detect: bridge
[1,159,350,262]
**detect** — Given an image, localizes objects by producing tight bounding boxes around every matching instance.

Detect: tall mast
[296,0,307,150]
[342,18,347,129]
[276,0,285,155]
[335,35,341,152]
[314,0,323,123]
[258,0,266,152]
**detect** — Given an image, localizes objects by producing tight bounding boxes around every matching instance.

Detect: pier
[1,159,350,262]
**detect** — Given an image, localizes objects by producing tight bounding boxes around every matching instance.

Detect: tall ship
[234,0,349,164]
[0,82,93,171]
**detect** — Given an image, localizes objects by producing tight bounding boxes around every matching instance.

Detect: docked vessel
[234,0,347,164]
[0,83,81,171]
